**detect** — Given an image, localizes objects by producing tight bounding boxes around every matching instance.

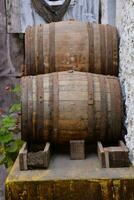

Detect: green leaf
[5,139,24,154]
[6,142,18,153]
[15,139,24,149]
[7,158,14,168]
[0,156,5,165]
[0,133,13,144]
[9,103,21,113]
[1,156,13,168]
[2,115,16,128]
[0,146,5,154]
[0,127,10,135]
[0,90,23,168]
[12,85,21,93]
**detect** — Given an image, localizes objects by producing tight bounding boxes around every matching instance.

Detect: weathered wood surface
[98,141,129,168]
[28,143,50,169]
[24,21,119,76]
[70,140,85,160]
[6,0,21,33]
[9,34,24,75]
[0,1,24,77]
[0,0,6,33]
[19,142,50,170]
[101,0,116,26]
[6,0,100,33]
[19,143,28,170]
[0,34,13,76]
[0,33,24,77]
[5,154,134,200]
[21,71,123,145]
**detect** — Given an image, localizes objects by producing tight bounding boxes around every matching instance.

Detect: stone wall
[100,0,134,164]
[117,0,134,164]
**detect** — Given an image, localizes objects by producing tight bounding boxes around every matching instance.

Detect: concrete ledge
[6,153,134,200]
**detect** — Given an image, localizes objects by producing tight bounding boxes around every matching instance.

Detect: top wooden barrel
[24,21,119,76]
[21,71,123,144]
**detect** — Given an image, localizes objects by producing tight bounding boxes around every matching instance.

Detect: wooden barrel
[24,21,118,76]
[21,71,122,144]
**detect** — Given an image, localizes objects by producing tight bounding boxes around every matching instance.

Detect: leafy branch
[0,85,23,168]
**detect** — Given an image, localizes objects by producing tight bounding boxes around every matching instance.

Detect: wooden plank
[119,141,129,152]
[0,0,6,33]
[97,142,106,168]
[0,33,24,77]
[109,149,125,168]
[105,151,110,168]
[101,0,116,26]
[19,143,28,170]
[44,143,51,168]
[6,0,21,33]
[9,33,24,76]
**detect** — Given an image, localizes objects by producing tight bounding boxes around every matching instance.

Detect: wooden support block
[98,141,129,168]
[19,142,50,170]
[70,140,85,160]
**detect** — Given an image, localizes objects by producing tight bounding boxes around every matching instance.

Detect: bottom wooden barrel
[21,71,123,144]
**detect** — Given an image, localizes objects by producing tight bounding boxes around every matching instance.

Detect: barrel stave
[21,72,122,144]
[24,21,118,76]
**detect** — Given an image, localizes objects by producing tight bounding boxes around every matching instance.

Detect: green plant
[0,85,23,168]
